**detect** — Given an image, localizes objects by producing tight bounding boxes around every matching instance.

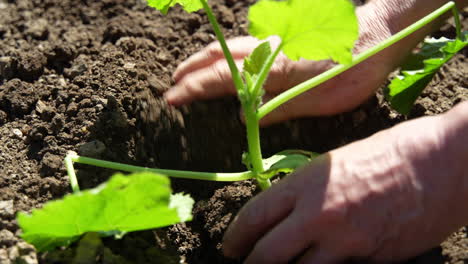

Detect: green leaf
[259,150,319,180]
[386,32,468,115]
[248,0,358,64]
[243,42,271,96]
[244,42,272,79]
[147,0,203,14]
[17,172,194,252]
[242,41,272,105]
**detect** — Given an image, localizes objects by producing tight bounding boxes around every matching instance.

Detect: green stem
[257,1,457,120]
[451,6,464,41]
[244,104,271,190]
[65,152,253,184]
[200,0,244,93]
[65,154,80,193]
[251,43,283,98]
[200,0,271,189]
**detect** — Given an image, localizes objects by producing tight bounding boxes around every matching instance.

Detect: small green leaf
[244,42,272,78]
[243,42,271,97]
[386,32,468,115]
[17,172,194,252]
[248,0,358,64]
[259,150,319,180]
[147,0,203,14]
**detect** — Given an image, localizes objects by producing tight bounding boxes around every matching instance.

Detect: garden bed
[0,0,467,263]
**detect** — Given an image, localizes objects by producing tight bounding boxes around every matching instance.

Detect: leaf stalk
[64,152,254,186]
[451,6,464,41]
[64,154,80,193]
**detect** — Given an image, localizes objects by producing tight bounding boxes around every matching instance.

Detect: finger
[222,182,297,258]
[244,211,317,264]
[297,246,343,264]
[165,59,243,105]
[173,36,260,82]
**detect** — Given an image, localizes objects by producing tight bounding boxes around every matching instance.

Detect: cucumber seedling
[17,0,466,252]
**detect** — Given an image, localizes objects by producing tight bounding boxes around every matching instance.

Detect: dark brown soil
[0,0,467,263]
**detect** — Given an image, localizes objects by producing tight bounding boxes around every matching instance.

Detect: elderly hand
[222,102,468,263]
[165,2,426,125]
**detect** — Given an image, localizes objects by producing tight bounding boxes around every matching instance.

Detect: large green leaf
[147,0,203,14]
[248,0,358,64]
[17,172,194,252]
[386,32,468,115]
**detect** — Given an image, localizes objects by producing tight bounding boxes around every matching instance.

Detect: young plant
[60,0,464,188]
[17,0,466,252]
[18,171,194,252]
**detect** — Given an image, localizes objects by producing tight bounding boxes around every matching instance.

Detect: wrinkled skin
[165,0,468,262]
[222,104,468,263]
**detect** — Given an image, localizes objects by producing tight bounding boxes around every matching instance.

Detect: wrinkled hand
[222,107,468,263]
[165,4,411,125]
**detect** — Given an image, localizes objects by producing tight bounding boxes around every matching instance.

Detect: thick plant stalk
[200,0,271,189]
[244,104,271,189]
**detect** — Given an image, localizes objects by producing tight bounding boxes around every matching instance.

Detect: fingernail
[172,72,179,82]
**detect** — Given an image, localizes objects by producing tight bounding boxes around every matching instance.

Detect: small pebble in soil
[11,129,23,139]
[123,62,135,69]
[0,200,14,218]
[35,100,55,121]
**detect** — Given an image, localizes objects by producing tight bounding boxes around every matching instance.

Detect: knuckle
[184,82,204,97]
[319,191,349,225]
[205,42,223,59]
[210,61,230,83]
